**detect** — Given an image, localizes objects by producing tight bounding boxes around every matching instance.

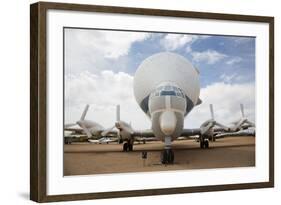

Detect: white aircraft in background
[64,104,118,140]
[229,104,255,131]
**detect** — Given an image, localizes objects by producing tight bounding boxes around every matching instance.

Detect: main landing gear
[123,139,134,152]
[161,149,174,164]
[200,137,209,149]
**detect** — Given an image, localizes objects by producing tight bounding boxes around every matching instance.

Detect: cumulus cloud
[160,34,208,51]
[226,57,242,65]
[68,29,150,59]
[160,34,197,51]
[219,73,243,83]
[191,49,227,64]
[65,70,151,129]
[65,29,150,75]
[65,70,255,130]
[185,82,255,128]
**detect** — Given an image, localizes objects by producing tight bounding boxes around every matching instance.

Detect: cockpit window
[160,90,176,96]
[151,85,185,98]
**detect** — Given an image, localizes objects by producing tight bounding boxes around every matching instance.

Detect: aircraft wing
[132,129,155,138]
[64,127,84,134]
[181,128,201,136]
[215,129,255,139]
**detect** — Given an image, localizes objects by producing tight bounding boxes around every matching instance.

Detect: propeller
[231,104,255,131]
[101,125,115,137]
[114,104,134,140]
[79,122,92,138]
[200,104,229,135]
[64,104,92,138]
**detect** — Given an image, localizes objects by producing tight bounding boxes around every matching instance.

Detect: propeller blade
[101,125,115,137]
[209,104,214,120]
[200,122,213,135]
[80,123,92,138]
[240,104,245,118]
[215,121,229,131]
[80,104,89,120]
[245,119,255,127]
[116,105,120,122]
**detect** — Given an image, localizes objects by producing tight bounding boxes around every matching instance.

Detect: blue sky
[64,28,255,129]
[119,32,255,87]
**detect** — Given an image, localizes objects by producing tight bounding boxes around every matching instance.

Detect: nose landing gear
[161,136,174,164]
[161,149,174,164]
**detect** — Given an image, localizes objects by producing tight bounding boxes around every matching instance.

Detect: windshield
[152,85,184,98]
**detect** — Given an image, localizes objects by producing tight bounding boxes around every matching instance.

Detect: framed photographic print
[30,1,274,202]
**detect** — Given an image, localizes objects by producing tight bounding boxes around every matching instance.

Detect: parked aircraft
[64,104,117,139]
[228,104,255,132]
[113,52,231,164]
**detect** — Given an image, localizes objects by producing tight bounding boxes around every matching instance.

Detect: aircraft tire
[204,140,209,148]
[128,143,133,151]
[123,142,128,152]
[161,150,167,164]
[168,149,174,164]
[200,141,204,149]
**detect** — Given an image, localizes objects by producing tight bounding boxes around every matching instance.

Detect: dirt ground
[64,136,255,176]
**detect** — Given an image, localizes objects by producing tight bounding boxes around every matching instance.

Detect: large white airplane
[112,52,232,164]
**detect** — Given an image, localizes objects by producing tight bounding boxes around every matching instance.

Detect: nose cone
[160,111,177,135]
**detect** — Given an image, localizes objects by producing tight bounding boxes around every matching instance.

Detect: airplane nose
[160,111,177,135]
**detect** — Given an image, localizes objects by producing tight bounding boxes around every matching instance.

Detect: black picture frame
[30,1,274,202]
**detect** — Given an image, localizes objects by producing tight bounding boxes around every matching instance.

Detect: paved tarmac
[64,136,255,176]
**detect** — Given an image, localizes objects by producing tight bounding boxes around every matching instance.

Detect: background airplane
[64,104,118,139]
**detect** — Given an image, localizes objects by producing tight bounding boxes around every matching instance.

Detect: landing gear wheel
[128,143,133,151]
[200,139,209,149]
[200,141,204,148]
[123,142,128,152]
[204,140,209,148]
[161,149,174,164]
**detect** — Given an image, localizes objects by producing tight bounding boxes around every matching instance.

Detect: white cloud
[160,34,197,51]
[219,73,239,83]
[185,82,255,128]
[71,29,150,59]
[65,29,150,75]
[160,34,209,51]
[65,70,151,129]
[226,57,242,65]
[65,71,255,131]
[191,49,227,64]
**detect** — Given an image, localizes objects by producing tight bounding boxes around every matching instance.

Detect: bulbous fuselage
[133,52,200,141]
